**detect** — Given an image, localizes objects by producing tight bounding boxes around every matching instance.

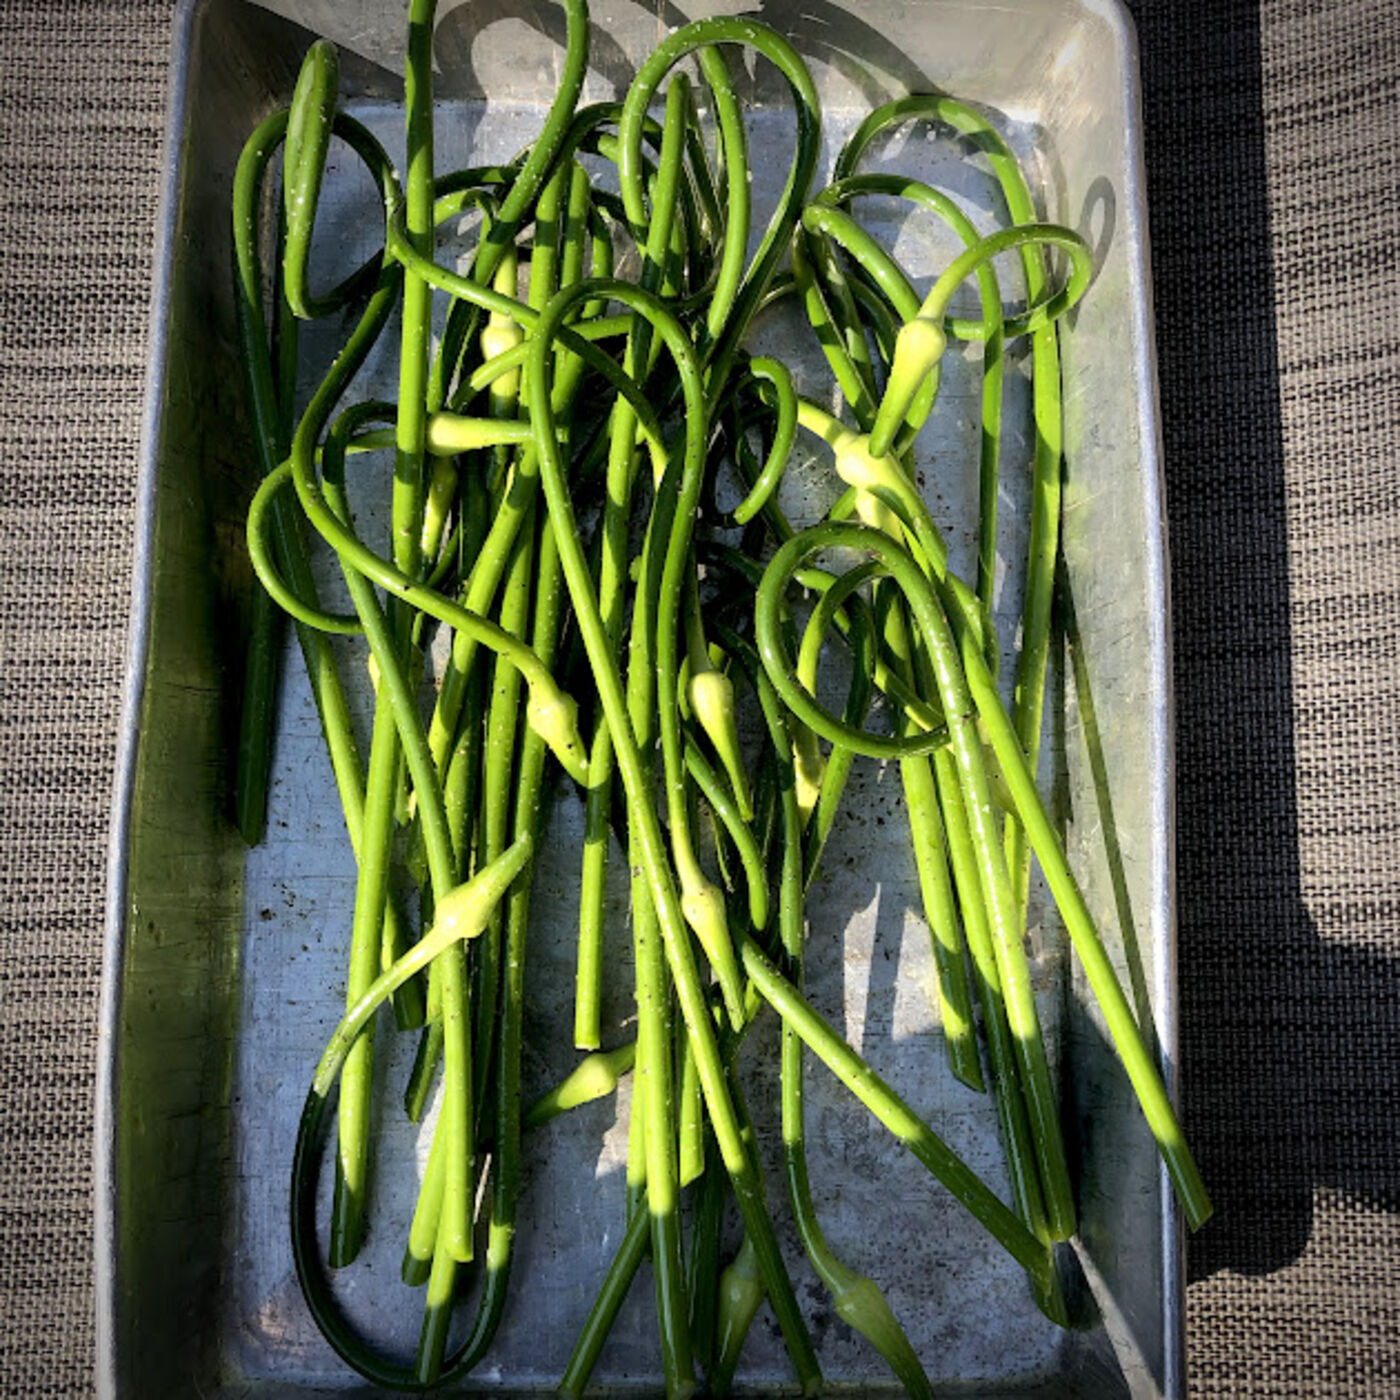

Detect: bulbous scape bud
[480,317,525,401]
[893,313,947,379]
[792,726,825,829]
[428,833,535,948]
[688,668,753,820]
[853,488,901,538]
[425,411,524,454]
[714,1237,765,1386]
[524,1042,637,1128]
[829,1270,933,1400]
[282,39,339,320]
[832,428,905,499]
[527,682,589,785]
[681,876,746,1032]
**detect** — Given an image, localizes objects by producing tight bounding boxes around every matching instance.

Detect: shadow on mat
[1124,0,1400,1282]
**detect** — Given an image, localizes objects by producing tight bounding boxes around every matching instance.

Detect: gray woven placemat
[0,3,170,1397]
[1132,0,1400,1393]
[0,0,1395,1394]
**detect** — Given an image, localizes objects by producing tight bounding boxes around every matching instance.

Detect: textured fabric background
[0,0,1395,1394]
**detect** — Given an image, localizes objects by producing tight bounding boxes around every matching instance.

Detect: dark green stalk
[559,1206,651,1400]
[688,1130,725,1374]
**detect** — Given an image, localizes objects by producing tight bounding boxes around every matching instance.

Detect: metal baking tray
[97,0,1179,1394]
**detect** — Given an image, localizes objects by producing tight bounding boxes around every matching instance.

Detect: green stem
[528,279,821,1395]
[559,1206,651,1400]
[575,81,689,1051]
[322,406,477,1273]
[448,507,570,1373]
[933,743,1050,1244]
[760,522,1075,1241]
[289,837,533,1392]
[233,108,422,1032]
[741,938,1058,1304]
[879,581,983,1092]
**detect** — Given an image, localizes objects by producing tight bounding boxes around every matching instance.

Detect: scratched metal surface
[99,0,1177,1394]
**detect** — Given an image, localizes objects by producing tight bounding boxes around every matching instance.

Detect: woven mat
[1,0,1395,1394]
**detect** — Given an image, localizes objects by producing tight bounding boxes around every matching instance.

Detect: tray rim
[94,0,204,1393]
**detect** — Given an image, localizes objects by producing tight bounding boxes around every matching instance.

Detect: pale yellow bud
[833,429,906,499]
[526,682,589,785]
[894,314,947,379]
[680,875,746,1031]
[853,489,901,537]
[688,669,753,820]
[481,317,524,402]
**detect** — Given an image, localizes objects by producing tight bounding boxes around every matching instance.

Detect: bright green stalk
[321,406,478,1273]
[575,79,690,1051]
[932,742,1050,1245]
[446,508,572,1374]
[759,521,1075,1241]
[615,18,822,400]
[290,838,532,1392]
[815,171,1007,649]
[878,583,984,1092]
[740,937,1060,1311]
[528,279,821,1395]
[838,95,1073,917]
